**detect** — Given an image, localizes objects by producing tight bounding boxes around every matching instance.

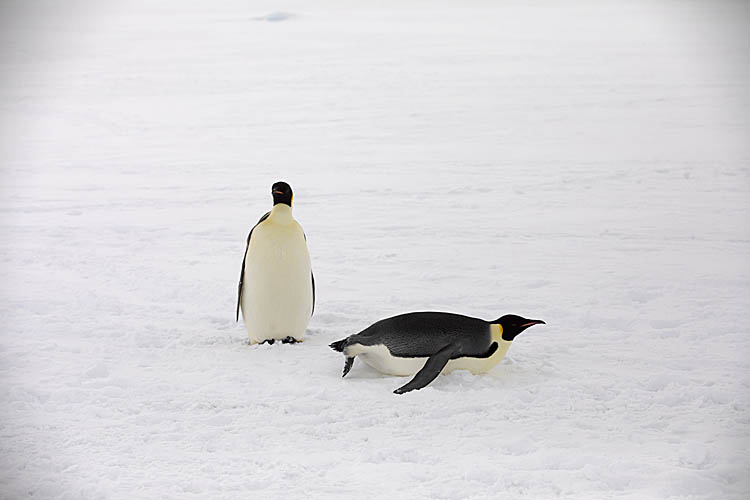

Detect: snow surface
[1,1,749,499]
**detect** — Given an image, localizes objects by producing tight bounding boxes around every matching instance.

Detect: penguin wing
[311,270,315,316]
[236,211,270,322]
[302,229,315,317]
[393,343,461,395]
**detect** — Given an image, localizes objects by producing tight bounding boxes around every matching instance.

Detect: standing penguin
[236,181,315,344]
[330,312,544,394]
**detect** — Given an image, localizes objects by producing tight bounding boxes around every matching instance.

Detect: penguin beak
[520,319,545,328]
[273,190,284,195]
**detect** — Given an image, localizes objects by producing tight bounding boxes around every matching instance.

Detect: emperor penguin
[330,312,544,394]
[236,181,315,344]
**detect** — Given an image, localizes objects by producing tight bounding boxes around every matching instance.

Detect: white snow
[1,1,748,499]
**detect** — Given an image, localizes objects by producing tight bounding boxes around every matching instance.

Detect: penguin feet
[342,357,354,377]
[253,337,299,345]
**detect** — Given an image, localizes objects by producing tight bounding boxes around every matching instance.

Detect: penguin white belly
[349,344,427,376]
[241,220,312,344]
[347,327,512,377]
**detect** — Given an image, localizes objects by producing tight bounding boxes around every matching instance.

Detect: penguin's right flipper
[393,344,460,395]
[236,211,270,322]
[342,357,354,377]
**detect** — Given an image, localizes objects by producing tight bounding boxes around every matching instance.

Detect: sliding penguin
[236,181,315,344]
[330,312,544,394]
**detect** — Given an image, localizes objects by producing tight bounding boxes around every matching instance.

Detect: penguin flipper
[302,229,315,317]
[236,211,270,322]
[393,344,460,395]
[311,270,316,316]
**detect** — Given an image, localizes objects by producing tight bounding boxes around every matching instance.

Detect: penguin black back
[344,312,492,358]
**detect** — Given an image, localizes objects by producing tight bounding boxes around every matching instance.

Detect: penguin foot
[281,336,298,344]
[342,357,354,377]
[261,339,276,345]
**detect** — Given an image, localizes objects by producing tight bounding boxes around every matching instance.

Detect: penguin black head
[271,181,293,206]
[495,314,545,341]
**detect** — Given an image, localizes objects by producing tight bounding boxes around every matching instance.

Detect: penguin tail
[329,338,347,352]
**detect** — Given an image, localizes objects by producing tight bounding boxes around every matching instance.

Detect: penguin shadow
[412,361,555,394]
[335,355,554,391]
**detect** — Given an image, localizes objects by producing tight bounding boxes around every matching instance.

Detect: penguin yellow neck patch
[490,323,504,342]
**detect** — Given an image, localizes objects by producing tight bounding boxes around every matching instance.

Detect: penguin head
[495,314,545,341]
[271,181,293,206]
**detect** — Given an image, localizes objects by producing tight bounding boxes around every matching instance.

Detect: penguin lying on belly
[330,312,545,394]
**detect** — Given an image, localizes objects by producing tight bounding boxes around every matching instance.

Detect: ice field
[1,1,748,499]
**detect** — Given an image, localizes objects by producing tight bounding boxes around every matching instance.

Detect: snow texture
[1,1,748,499]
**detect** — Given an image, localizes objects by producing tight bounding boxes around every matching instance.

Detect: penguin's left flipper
[393,344,461,395]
